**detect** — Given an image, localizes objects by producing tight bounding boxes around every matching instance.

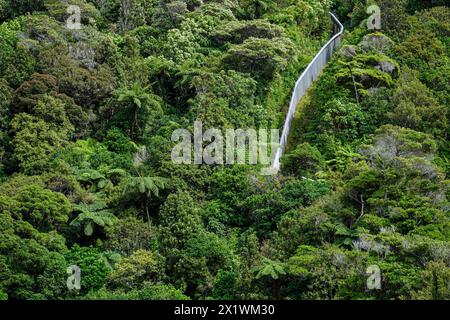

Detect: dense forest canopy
[0,0,448,300]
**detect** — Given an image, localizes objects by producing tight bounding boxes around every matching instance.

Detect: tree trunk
[144,193,150,225]
[131,108,138,141]
[272,280,281,299]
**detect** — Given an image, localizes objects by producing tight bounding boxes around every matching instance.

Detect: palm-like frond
[122,175,167,198]
[121,174,167,223]
[116,84,152,110]
[254,257,287,280]
[71,202,117,236]
[107,168,127,177]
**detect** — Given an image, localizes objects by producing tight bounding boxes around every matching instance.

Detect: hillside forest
[0,0,449,300]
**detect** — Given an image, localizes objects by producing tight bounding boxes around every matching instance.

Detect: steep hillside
[0,0,448,300]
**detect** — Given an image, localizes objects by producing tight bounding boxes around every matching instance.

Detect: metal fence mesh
[272,13,344,171]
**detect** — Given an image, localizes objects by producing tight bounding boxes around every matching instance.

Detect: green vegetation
[0,0,448,300]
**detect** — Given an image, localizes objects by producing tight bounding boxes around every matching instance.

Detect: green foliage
[7,184,71,231]
[212,269,240,299]
[266,0,332,34]
[158,191,203,255]
[11,114,69,174]
[387,69,447,136]
[0,0,45,20]
[0,184,69,299]
[0,0,448,301]
[86,283,189,300]
[0,17,35,86]
[64,245,110,294]
[252,256,286,299]
[396,28,445,68]
[336,53,398,93]
[254,257,286,280]
[108,249,165,290]
[108,84,163,142]
[0,78,12,173]
[121,150,167,222]
[211,19,284,45]
[174,231,235,296]
[319,98,368,142]
[282,143,325,178]
[343,125,448,236]
[223,37,296,80]
[412,260,450,300]
[105,217,159,256]
[71,201,117,237]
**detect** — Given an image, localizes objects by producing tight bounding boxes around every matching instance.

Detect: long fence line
[272,13,344,172]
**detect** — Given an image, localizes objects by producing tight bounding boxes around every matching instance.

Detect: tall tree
[116,84,162,142]
[122,147,167,223]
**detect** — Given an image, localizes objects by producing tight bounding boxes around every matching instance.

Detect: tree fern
[71,202,117,236]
